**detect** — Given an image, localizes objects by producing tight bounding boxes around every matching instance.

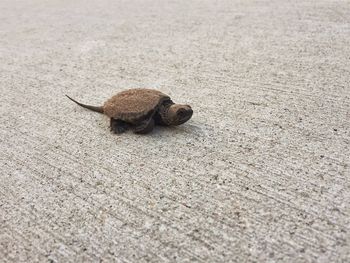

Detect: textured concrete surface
[1,0,349,262]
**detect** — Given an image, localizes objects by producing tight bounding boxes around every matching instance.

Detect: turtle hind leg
[133,118,155,134]
[110,118,128,134]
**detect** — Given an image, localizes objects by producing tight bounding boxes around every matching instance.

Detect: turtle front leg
[110,118,128,134]
[133,118,155,134]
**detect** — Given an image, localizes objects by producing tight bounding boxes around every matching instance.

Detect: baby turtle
[66,88,193,134]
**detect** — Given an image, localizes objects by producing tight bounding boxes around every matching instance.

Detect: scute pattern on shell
[103,88,170,122]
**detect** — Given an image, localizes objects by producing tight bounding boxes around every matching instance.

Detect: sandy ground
[1,0,349,262]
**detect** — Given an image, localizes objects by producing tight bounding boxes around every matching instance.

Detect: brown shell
[103,88,170,123]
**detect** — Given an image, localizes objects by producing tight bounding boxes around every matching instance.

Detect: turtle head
[166,104,193,126]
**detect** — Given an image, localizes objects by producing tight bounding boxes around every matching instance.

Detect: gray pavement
[1,0,349,262]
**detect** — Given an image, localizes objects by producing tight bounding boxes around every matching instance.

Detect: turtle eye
[177,109,187,118]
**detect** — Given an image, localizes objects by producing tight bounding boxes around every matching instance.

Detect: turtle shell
[103,88,170,123]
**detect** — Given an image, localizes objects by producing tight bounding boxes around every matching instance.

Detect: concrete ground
[1,0,349,262]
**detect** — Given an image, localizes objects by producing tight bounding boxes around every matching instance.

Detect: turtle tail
[66,95,104,114]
